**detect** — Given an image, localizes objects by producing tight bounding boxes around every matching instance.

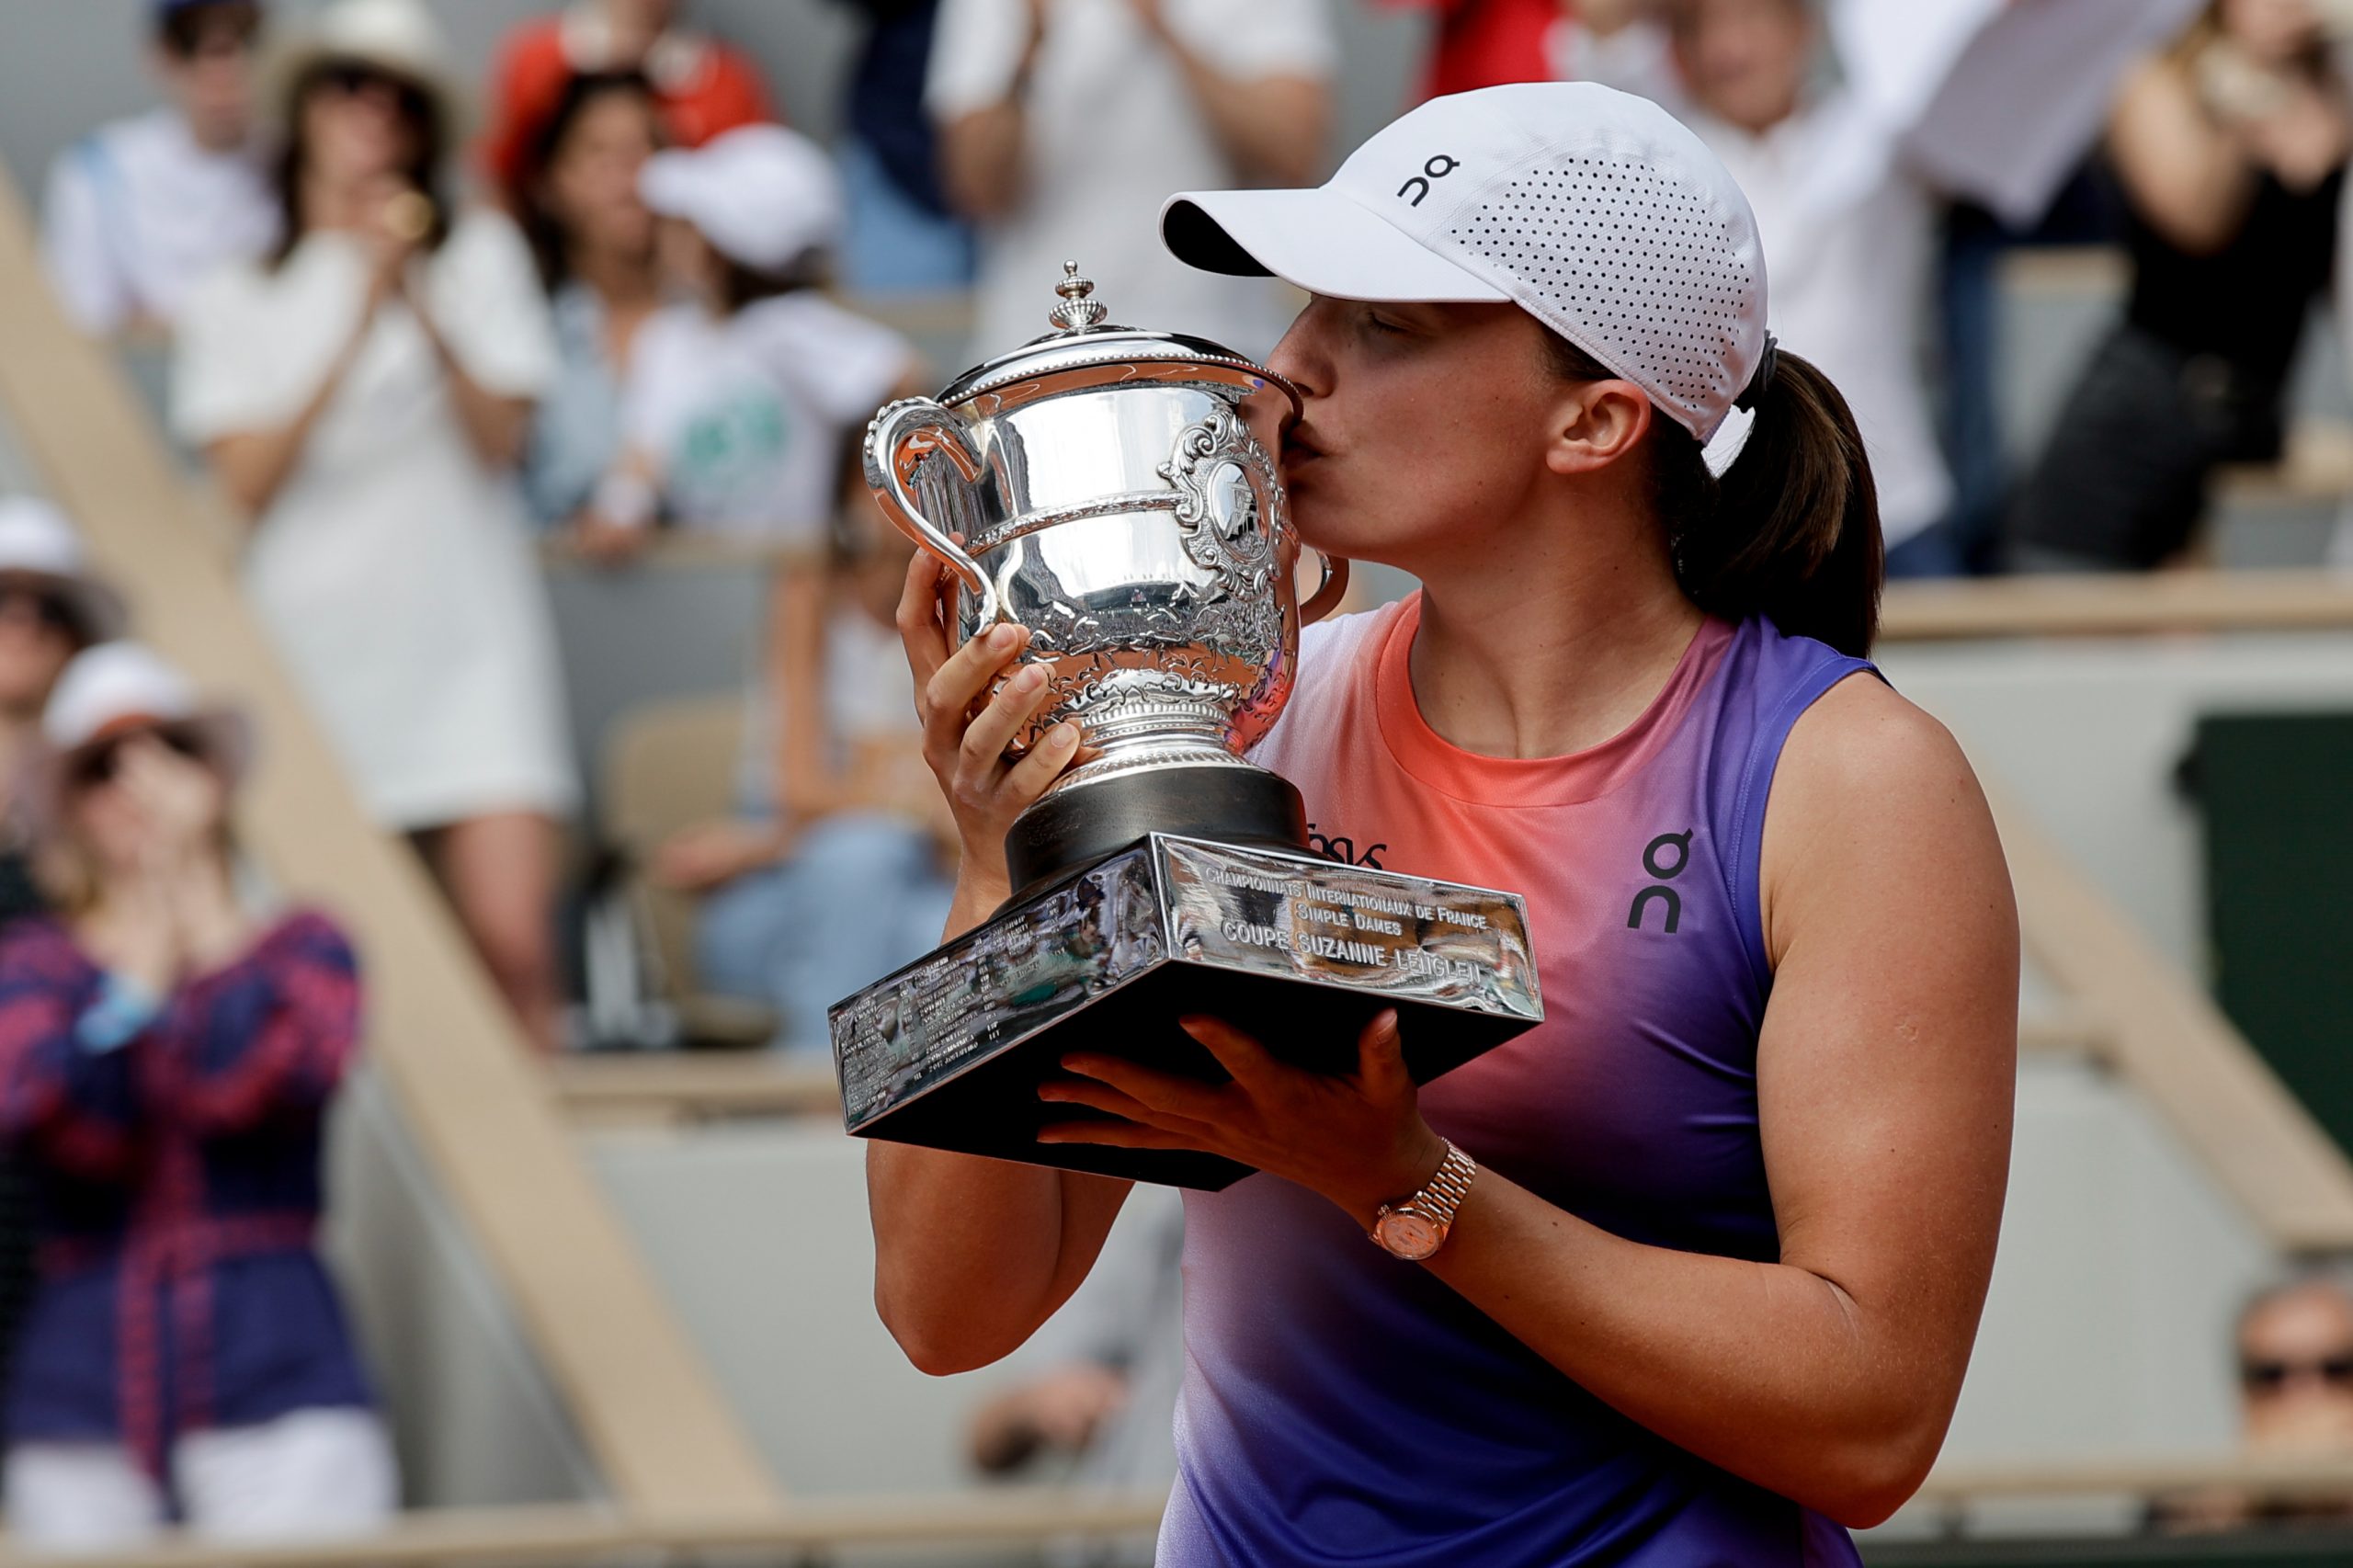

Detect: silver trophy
[830,266,1543,1189]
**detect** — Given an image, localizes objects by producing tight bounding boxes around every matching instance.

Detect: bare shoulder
[1777,672,1975,801]
[1758,674,2014,971]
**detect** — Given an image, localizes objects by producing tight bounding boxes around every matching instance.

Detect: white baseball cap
[40,642,252,778]
[0,497,128,644]
[1162,83,1769,442]
[642,124,846,273]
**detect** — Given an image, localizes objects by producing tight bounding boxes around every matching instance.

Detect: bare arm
[1040,676,2018,1525]
[1412,680,2016,1523]
[937,0,1049,222]
[1135,0,1326,187]
[867,548,1128,1375]
[409,290,534,470]
[938,103,1034,222]
[204,298,382,518]
[2109,55,2261,256]
[774,563,851,823]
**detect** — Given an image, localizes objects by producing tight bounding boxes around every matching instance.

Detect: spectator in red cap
[479,0,774,198]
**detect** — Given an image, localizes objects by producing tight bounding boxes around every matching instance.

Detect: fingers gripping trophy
[829,264,1545,1189]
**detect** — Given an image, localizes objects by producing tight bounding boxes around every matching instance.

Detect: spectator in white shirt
[1562,0,1961,576]
[173,0,577,1052]
[925,0,1335,360]
[589,124,926,556]
[41,0,279,338]
[603,127,940,1050]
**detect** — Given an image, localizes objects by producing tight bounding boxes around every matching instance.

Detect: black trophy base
[1003,764,1307,899]
[829,835,1544,1189]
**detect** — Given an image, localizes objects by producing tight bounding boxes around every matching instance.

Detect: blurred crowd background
[2,0,2353,1555]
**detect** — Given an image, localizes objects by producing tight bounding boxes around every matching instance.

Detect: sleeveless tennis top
[1160,594,1875,1567]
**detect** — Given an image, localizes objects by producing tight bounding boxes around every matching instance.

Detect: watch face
[1375,1210,1444,1261]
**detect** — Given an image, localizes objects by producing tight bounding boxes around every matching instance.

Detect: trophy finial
[1049,261,1108,331]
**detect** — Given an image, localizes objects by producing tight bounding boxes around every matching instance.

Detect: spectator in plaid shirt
[0,643,394,1548]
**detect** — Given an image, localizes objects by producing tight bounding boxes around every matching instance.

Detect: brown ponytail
[1548,334,1885,657]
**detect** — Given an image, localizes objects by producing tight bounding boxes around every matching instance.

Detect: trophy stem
[1002,765,1309,902]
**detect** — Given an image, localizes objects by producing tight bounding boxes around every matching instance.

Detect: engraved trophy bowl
[864,262,1348,893]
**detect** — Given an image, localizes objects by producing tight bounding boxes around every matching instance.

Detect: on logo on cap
[1397,154,1461,209]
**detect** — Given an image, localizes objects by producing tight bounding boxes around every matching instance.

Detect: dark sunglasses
[71,727,206,791]
[0,585,78,636]
[2241,1354,2353,1392]
[317,62,431,121]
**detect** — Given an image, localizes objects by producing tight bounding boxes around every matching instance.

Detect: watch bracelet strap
[1399,1140,1478,1227]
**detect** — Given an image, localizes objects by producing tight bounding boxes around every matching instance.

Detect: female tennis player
[872,83,2017,1565]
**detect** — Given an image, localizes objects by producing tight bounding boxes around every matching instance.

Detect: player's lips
[1281,426,1326,470]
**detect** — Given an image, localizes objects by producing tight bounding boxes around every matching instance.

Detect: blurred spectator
[604,125,938,1049]
[511,71,668,532]
[0,642,395,1549]
[658,504,956,1052]
[589,124,925,555]
[171,0,577,1051]
[967,1189,1183,1567]
[0,501,127,1466]
[2156,1271,2353,1530]
[1563,0,1960,576]
[926,0,1334,358]
[481,0,773,198]
[40,0,279,337]
[0,502,131,918]
[830,0,976,293]
[2009,0,2348,574]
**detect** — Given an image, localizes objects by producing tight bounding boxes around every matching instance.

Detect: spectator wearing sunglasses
[173,0,577,1051]
[2156,1272,2353,1532]
[40,0,280,338]
[0,642,395,1549]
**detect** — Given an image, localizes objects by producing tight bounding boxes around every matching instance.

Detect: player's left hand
[1037,1009,1446,1227]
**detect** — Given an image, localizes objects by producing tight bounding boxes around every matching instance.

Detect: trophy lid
[934,261,1302,415]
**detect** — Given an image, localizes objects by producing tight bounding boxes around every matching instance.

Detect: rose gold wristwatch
[1370,1140,1478,1261]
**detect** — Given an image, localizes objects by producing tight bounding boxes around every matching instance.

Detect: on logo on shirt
[1626,829,1693,935]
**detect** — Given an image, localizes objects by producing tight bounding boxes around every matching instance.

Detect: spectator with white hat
[40,0,280,337]
[585,122,926,551]
[0,642,395,1548]
[172,0,578,1051]
[582,125,943,1048]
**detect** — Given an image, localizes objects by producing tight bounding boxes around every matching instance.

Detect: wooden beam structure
[0,156,777,1514]
[1990,789,2353,1254]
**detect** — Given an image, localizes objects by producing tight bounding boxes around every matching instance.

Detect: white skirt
[247,448,578,832]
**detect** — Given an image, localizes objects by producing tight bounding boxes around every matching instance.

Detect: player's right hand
[897,545,1082,907]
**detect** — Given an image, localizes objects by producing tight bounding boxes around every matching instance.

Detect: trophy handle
[865,398,999,628]
[1301,550,1350,626]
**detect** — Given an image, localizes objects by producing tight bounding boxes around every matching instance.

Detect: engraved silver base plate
[828,835,1545,1188]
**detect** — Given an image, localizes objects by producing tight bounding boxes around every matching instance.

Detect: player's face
[1262,297,1581,576]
